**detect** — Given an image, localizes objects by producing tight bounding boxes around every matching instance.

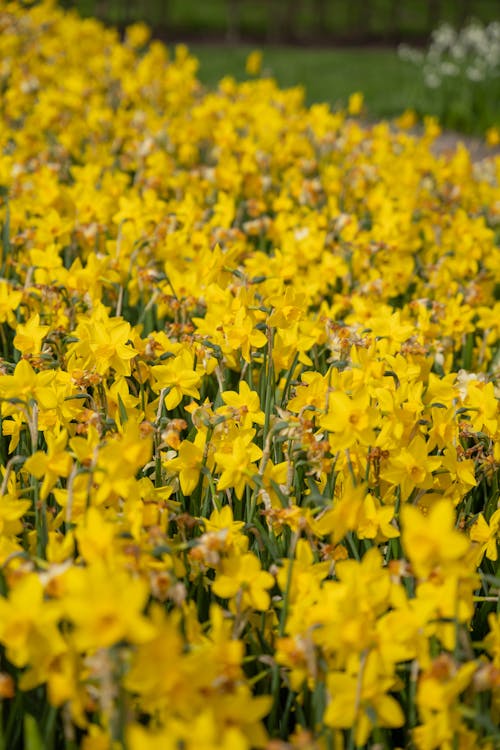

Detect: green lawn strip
[189,44,500,133]
[62,1,500,133]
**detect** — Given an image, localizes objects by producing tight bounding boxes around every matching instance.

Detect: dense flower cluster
[400,20,500,87]
[0,2,499,748]
[399,19,500,133]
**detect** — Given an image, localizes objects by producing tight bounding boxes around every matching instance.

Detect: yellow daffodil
[213,552,274,611]
[470,510,500,562]
[151,349,201,410]
[401,499,470,579]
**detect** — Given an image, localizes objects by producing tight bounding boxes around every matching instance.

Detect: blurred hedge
[60,0,500,44]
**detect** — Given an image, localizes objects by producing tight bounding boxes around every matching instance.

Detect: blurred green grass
[189,45,500,133]
[63,1,500,133]
[190,46,418,115]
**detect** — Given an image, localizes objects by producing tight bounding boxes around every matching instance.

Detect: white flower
[404,19,500,97]
[398,44,423,64]
[466,66,484,82]
[451,43,466,60]
[432,23,457,50]
[461,24,488,53]
[424,70,441,89]
[440,62,459,77]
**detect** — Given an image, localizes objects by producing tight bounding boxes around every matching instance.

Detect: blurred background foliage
[58,0,500,136]
[60,0,499,44]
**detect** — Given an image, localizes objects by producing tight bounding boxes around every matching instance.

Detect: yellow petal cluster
[0,2,499,748]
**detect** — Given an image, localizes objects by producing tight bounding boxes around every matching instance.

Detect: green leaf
[24,715,44,750]
[117,392,128,424]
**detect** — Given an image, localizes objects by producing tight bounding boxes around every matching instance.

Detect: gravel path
[430,131,500,162]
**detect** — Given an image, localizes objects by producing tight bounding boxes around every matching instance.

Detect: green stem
[263,327,275,442]
[279,532,298,637]
[34,480,47,560]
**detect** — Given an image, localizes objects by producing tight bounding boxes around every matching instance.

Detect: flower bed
[0,3,499,749]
